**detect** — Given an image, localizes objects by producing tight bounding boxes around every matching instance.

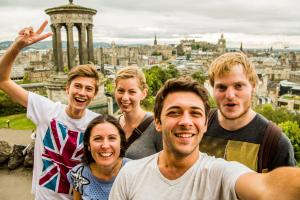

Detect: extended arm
[0,20,52,107]
[236,167,300,200]
[72,189,82,200]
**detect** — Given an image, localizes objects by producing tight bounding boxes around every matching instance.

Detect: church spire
[154,33,157,45]
[240,42,243,51]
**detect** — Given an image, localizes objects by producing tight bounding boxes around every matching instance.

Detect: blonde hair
[209,52,258,87]
[115,66,148,90]
[67,64,100,94]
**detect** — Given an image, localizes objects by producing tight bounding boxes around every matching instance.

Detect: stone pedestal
[45,73,68,103]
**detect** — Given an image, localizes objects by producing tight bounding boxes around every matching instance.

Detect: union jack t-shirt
[27,92,99,200]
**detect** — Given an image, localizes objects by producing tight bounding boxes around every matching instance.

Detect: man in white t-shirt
[0,21,100,199]
[109,77,300,200]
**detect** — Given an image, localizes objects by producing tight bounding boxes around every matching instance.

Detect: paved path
[0,128,32,146]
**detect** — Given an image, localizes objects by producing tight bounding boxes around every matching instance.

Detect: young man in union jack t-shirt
[0,20,100,200]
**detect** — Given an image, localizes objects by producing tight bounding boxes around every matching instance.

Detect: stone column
[66,23,75,69]
[54,23,63,72]
[79,23,87,64]
[87,24,94,63]
[50,24,57,71]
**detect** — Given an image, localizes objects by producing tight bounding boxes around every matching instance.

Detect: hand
[14,20,53,50]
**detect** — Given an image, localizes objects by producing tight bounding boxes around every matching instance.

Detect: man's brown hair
[154,76,210,124]
[209,52,258,87]
[67,64,100,94]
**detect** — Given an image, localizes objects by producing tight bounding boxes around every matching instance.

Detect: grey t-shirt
[109,152,253,200]
[124,112,163,159]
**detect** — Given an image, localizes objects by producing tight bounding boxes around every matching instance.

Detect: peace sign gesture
[14,20,52,50]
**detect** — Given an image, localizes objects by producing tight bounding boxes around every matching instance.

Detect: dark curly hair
[82,114,126,164]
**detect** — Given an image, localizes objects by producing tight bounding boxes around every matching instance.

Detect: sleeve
[109,166,130,200]
[67,170,74,188]
[270,133,297,169]
[210,159,253,200]
[26,92,56,125]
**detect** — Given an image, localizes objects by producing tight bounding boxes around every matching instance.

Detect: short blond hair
[115,66,148,90]
[209,52,258,87]
[67,64,100,94]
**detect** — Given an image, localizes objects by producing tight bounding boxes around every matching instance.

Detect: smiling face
[213,64,254,120]
[114,78,147,114]
[88,122,121,168]
[66,76,97,116]
[155,91,207,157]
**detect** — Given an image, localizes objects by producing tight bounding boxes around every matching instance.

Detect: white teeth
[176,134,193,138]
[100,152,113,157]
[75,97,86,102]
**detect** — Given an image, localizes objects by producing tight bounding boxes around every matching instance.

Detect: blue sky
[1,0,300,48]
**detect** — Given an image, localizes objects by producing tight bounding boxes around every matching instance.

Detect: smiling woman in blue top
[67,114,130,200]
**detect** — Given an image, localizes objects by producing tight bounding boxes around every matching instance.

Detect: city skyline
[1,0,300,49]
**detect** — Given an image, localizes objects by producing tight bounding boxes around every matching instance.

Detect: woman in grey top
[114,67,162,159]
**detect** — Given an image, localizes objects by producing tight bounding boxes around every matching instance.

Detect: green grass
[0,114,35,130]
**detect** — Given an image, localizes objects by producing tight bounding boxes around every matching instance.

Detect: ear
[88,145,91,151]
[154,118,162,133]
[141,88,148,100]
[66,84,70,94]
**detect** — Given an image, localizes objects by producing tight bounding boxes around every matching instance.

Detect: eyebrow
[165,105,204,112]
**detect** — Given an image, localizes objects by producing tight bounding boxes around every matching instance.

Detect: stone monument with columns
[44,1,110,114]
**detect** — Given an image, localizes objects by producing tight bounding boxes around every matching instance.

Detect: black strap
[258,121,281,173]
[126,115,154,149]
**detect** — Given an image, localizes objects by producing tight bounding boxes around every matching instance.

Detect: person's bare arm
[0,20,52,107]
[236,167,300,200]
[72,189,82,200]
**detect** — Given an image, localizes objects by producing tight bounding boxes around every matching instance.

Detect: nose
[101,139,110,149]
[178,112,193,127]
[78,88,86,96]
[225,87,235,99]
[121,92,129,101]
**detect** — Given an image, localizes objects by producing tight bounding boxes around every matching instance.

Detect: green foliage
[255,104,300,125]
[278,121,300,162]
[104,78,115,95]
[143,65,180,110]
[256,104,300,162]
[0,90,26,116]
[64,66,69,73]
[151,51,162,56]
[186,53,191,60]
[191,43,200,50]
[191,70,206,85]
[209,95,217,109]
[176,44,184,56]
[0,114,35,130]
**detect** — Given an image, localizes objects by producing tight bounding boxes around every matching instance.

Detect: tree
[191,70,206,85]
[255,104,294,124]
[143,65,180,110]
[279,121,300,162]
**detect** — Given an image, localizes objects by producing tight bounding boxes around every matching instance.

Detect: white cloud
[0,0,300,48]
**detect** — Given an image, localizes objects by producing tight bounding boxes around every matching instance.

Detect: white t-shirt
[27,92,99,200]
[109,152,252,200]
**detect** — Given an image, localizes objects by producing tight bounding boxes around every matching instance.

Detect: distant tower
[154,33,157,45]
[217,33,226,53]
[111,41,117,66]
[240,42,243,52]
